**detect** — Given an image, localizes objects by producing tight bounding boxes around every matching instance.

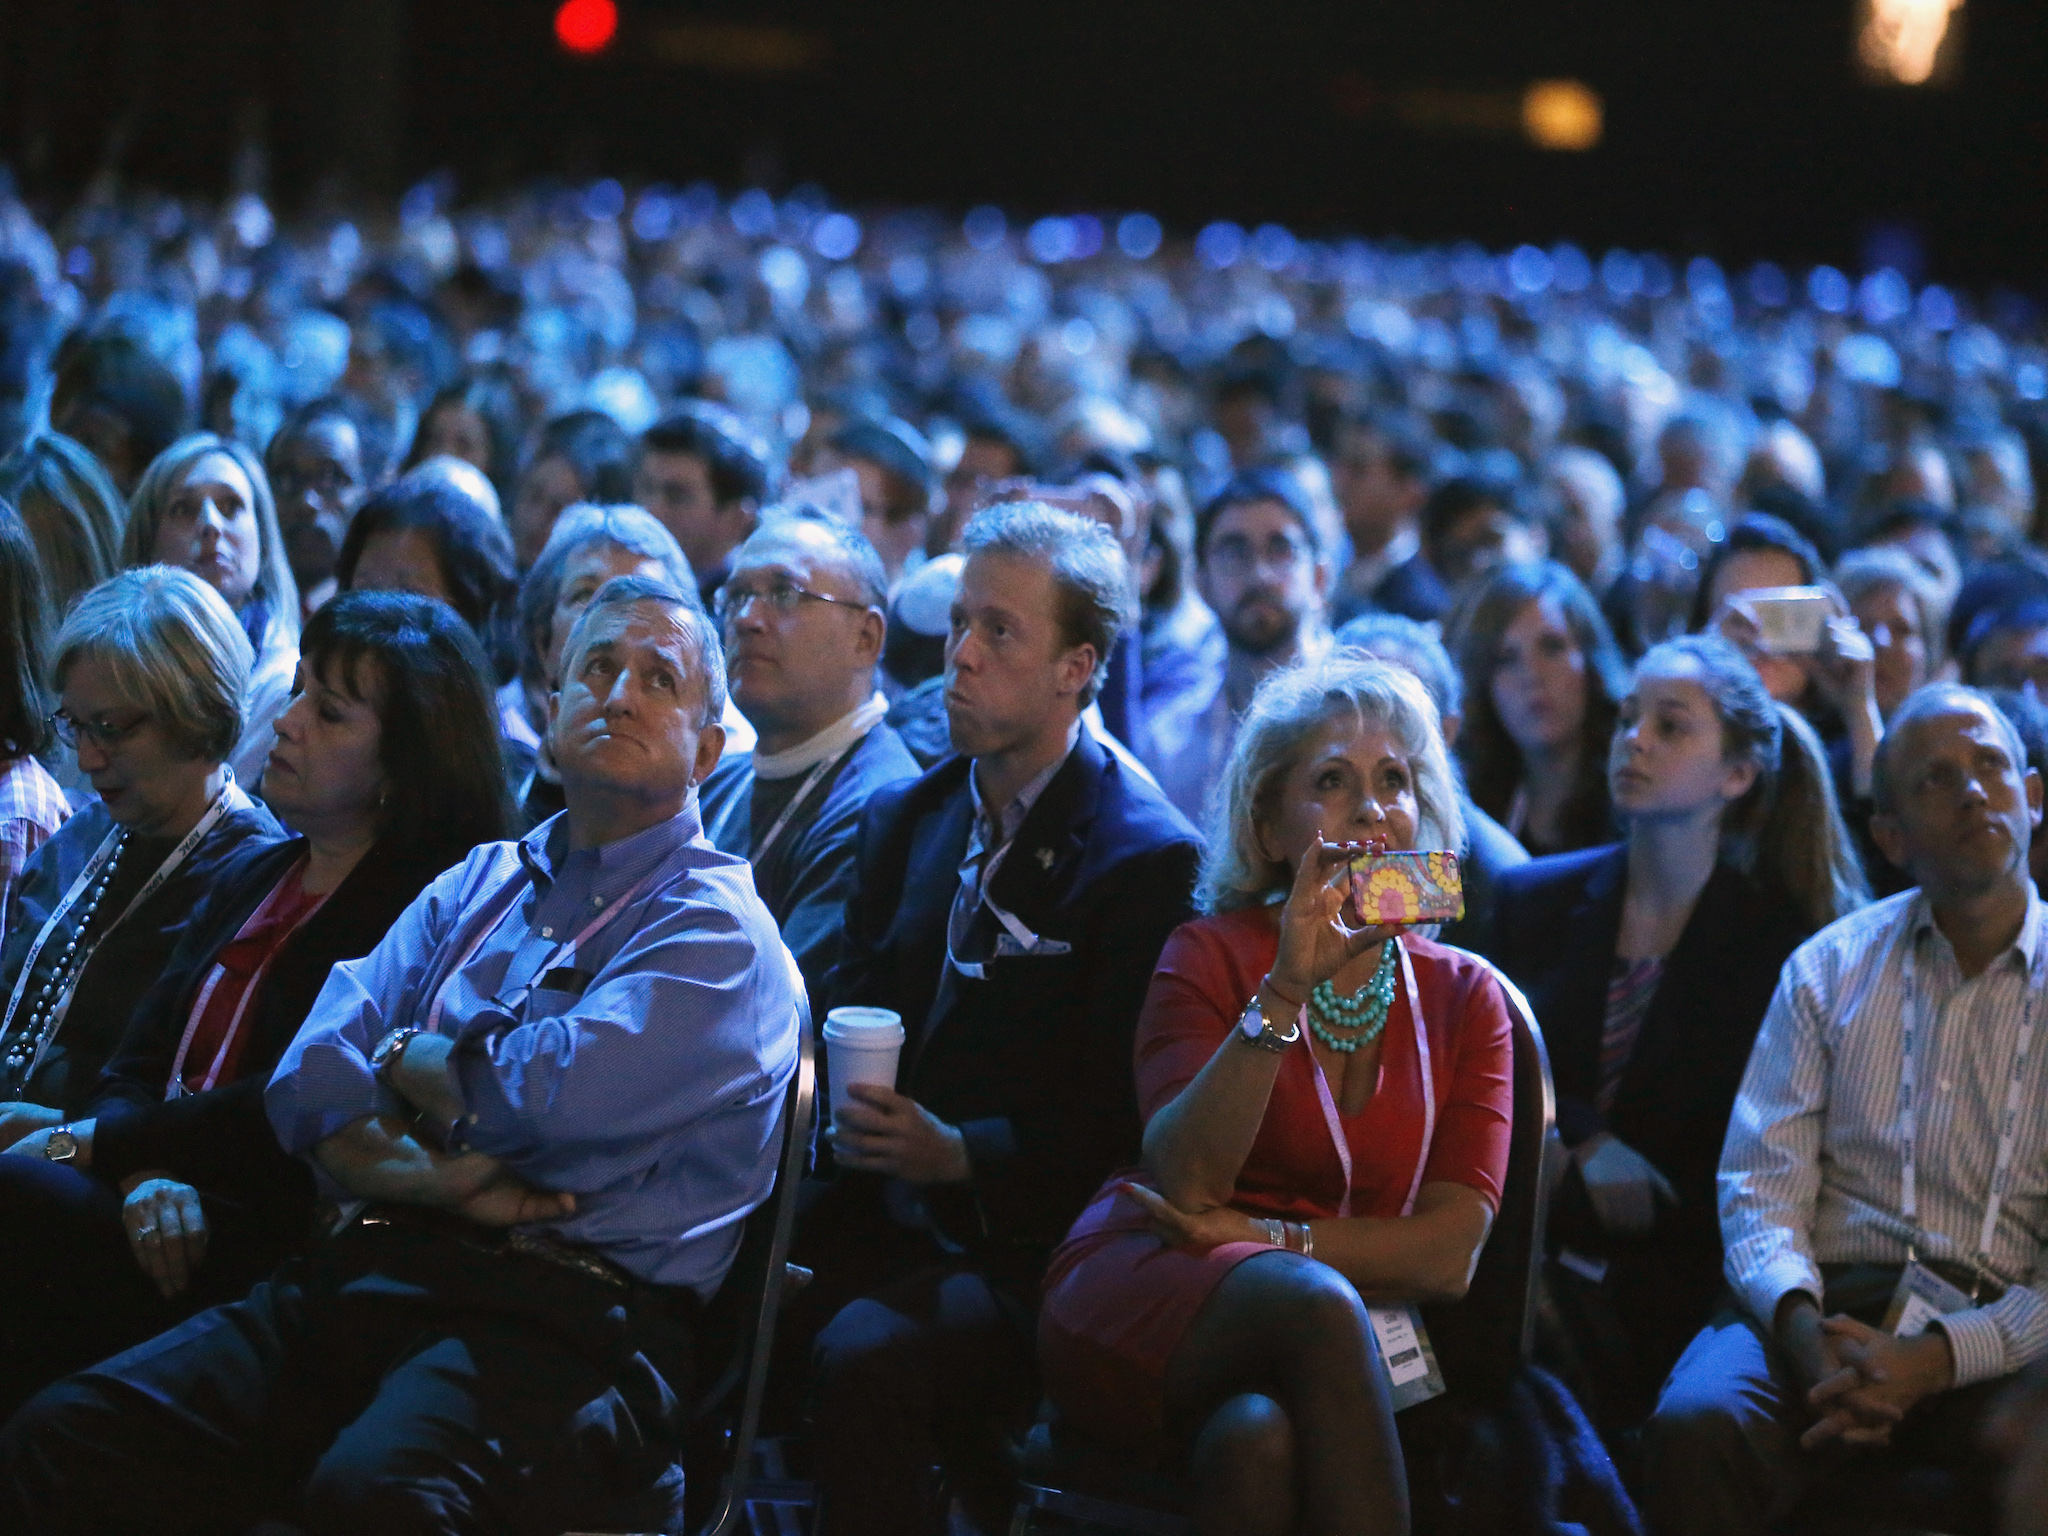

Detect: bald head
[1870,682,2042,902]
[1872,683,2026,815]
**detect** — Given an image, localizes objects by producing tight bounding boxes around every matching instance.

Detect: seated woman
[1487,635,1868,1434]
[122,434,302,788]
[0,590,514,1415]
[1039,654,1514,1536]
[0,504,69,923]
[0,567,284,1139]
[336,466,519,682]
[1689,514,1885,800]
[1451,560,1629,857]
[509,409,636,567]
[0,429,127,623]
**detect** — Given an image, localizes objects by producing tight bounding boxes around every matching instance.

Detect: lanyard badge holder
[1306,938,1448,1411]
[1879,925,2040,1337]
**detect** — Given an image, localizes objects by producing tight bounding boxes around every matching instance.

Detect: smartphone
[1739,586,1832,655]
[1344,850,1465,925]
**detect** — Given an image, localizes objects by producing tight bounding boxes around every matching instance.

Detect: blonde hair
[1198,653,1466,914]
[122,433,300,648]
[52,566,253,763]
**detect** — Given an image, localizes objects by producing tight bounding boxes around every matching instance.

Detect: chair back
[688,977,817,1536]
[1420,955,1558,1402]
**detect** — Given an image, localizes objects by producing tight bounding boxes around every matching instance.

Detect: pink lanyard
[423,863,660,1036]
[164,870,334,1099]
[1305,938,1437,1219]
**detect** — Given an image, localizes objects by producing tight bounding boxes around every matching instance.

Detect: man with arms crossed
[0,575,800,1536]
[1647,682,2048,1534]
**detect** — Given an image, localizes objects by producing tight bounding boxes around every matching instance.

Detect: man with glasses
[1648,684,2048,1534]
[700,507,920,1001]
[787,502,1201,1536]
[1150,468,1334,823]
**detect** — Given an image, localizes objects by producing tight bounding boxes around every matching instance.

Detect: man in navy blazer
[794,502,1202,1536]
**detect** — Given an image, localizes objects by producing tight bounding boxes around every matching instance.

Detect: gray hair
[744,504,889,609]
[519,503,697,693]
[1835,545,1951,679]
[53,566,253,763]
[1872,681,2029,816]
[961,500,1134,709]
[560,573,727,726]
[121,434,301,647]
[1334,612,1462,722]
[1199,653,1466,914]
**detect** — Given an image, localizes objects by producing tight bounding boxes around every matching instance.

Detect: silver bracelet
[1253,1217,1285,1247]
[1299,1221,1315,1260]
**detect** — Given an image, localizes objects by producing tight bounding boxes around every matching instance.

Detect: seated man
[0,574,801,1536]
[700,507,921,1002]
[1646,682,2048,1536]
[793,502,1203,1536]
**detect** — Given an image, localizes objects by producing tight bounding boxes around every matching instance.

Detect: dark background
[3,0,2043,284]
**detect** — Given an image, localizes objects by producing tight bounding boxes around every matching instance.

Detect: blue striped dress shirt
[267,801,801,1297]
[1720,885,2048,1386]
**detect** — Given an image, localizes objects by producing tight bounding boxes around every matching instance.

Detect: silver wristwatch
[43,1125,82,1164]
[1237,992,1302,1054]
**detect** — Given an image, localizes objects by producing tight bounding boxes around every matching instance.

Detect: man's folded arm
[265,855,490,1158]
[1719,971,1831,1329]
[450,902,798,1181]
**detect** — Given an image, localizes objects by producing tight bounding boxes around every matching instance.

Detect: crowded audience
[0,170,2043,1533]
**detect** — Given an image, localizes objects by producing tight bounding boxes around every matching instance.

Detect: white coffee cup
[822,1006,906,1131]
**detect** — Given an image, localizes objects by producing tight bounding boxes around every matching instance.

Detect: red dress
[1037,908,1514,1448]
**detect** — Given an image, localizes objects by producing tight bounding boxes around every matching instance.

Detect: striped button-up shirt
[1721,885,2048,1387]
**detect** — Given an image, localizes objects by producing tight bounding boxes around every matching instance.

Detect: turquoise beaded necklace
[1308,939,1399,1053]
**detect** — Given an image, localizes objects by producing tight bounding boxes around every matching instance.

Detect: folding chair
[1009,956,1559,1534]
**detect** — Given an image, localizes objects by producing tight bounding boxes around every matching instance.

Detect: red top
[173,861,329,1096]
[1135,907,1513,1218]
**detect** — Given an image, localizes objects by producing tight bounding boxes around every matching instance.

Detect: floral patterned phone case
[1344,850,1465,924]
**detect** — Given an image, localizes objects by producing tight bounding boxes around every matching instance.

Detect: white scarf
[751,692,890,781]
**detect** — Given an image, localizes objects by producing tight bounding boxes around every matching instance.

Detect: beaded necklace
[1308,938,1400,1054]
[1,831,130,1088]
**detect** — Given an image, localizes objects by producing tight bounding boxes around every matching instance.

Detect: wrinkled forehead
[1896,700,2019,770]
[569,598,700,675]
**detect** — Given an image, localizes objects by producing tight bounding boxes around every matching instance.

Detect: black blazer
[825,731,1202,1286]
[1487,843,1812,1269]
[85,835,458,1224]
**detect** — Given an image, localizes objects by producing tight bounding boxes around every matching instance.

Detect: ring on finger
[135,1224,158,1239]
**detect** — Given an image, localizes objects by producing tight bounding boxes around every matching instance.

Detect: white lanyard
[1305,939,1437,1220]
[1896,917,2043,1275]
[752,745,854,869]
[164,864,334,1098]
[1,775,248,1071]
[423,861,660,1036]
[945,833,1045,981]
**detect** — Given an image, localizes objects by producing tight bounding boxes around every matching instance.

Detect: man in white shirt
[1646,682,2047,1535]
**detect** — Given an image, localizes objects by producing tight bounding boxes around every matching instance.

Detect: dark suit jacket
[824,731,1202,1288]
[1487,843,1812,1274]
[700,724,923,1007]
[85,835,457,1226]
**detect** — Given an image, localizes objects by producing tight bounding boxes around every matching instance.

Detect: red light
[555,0,617,54]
